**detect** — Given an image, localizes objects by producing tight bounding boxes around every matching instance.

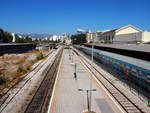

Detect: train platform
[49,49,116,113]
[83,43,150,61]
[89,43,150,53]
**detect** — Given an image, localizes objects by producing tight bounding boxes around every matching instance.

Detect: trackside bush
[36,52,44,60]
[0,76,7,85]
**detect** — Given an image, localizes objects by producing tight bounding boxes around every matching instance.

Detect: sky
[0,0,150,34]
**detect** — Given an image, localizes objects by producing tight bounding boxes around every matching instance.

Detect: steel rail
[24,48,63,113]
[0,49,56,112]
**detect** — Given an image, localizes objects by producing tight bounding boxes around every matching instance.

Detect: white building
[52,35,59,41]
[142,31,150,43]
[100,25,150,44]
[44,35,65,42]
[86,32,93,43]
[86,30,102,43]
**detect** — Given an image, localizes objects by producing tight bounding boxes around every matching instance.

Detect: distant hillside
[18,33,52,38]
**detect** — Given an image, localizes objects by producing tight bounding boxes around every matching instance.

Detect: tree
[34,38,39,42]
[15,34,20,43]
[57,39,61,43]
[71,34,87,44]
[0,29,13,43]
[63,40,66,43]
[0,29,4,42]
[24,36,32,43]
[4,32,13,43]
[15,35,33,43]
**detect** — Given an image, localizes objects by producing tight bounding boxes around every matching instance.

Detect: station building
[87,25,150,44]
[102,25,148,44]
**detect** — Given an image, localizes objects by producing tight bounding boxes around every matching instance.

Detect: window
[126,65,130,70]
[132,68,137,72]
[112,35,114,39]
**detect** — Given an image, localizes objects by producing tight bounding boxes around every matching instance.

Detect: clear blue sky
[0,0,150,34]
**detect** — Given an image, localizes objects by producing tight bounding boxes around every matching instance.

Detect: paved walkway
[49,49,115,113]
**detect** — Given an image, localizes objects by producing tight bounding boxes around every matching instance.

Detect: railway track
[0,48,61,113]
[73,48,145,113]
[0,50,54,102]
[24,47,63,113]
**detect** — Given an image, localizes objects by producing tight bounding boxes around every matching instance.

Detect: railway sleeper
[122,104,136,108]
[118,100,129,103]
[115,96,127,99]
[25,49,63,113]
[126,108,141,112]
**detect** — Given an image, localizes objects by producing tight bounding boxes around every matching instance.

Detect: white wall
[142,31,150,42]
[114,32,142,43]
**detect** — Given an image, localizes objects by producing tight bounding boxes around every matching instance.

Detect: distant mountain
[18,33,52,38]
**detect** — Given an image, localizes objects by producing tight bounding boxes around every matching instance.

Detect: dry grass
[0,49,49,89]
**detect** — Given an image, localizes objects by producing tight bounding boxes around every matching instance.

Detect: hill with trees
[0,29,13,43]
[0,28,34,43]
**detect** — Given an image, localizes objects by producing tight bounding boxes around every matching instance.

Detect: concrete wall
[114,32,142,43]
[142,31,150,42]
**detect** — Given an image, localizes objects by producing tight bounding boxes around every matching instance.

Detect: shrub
[36,52,44,60]
[0,76,7,85]
[31,60,36,64]
[43,47,49,51]
[26,65,31,71]
[17,66,27,73]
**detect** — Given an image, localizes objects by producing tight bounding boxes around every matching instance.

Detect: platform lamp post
[78,89,96,113]
[69,48,75,65]
[70,50,74,64]
[89,31,97,111]
[74,63,77,80]
[69,45,71,60]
